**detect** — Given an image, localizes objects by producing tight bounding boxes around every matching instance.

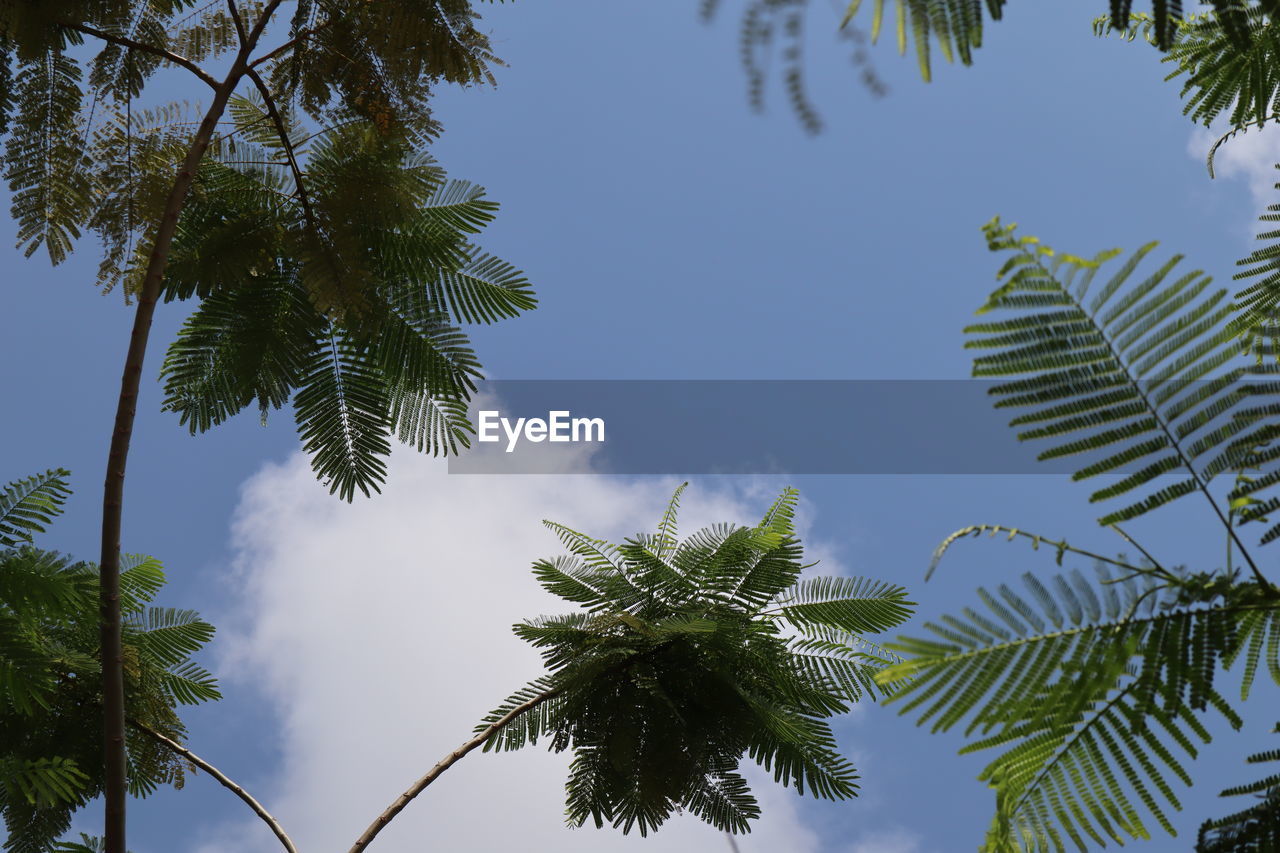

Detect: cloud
[1188,122,1280,209]
[195,448,829,853]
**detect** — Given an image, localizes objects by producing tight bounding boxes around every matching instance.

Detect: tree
[0,469,220,853]
[348,484,915,850]
[873,219,1280,850]
[0,4,534,849]
[2,483,911,851]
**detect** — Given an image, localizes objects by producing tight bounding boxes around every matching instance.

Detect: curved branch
[244,67,352,305]
[347,689,560,853]
[61,23,218,89]
[244,68,319,236]
[130,721,299,853]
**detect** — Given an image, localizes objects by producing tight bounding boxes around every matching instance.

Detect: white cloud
[194,448,832,853]
[1188,122,1280,208]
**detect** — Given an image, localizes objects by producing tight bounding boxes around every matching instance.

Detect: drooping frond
[701,0,887,134]
[841,0,1008,82]
[293,326,391,500]
[2,50,92,264]
[0,469,70,547]
[482,486,912,836]
[878,559,1274,851]
[969,218,1250,529]
[155,108,535,499]
[1197,723,1280,852]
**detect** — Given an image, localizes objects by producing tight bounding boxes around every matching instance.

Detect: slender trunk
[98,4,283,846]
[100,81,237,853]
[347,690,559,853]
[131,721,300,853]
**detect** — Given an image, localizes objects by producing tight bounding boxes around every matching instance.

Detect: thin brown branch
[227,0,249,44]
[244,67,350,302]
[130,721,299,853]
[244,69,316,228]
[250,18,337,68]
[62,23,219,89]
[347,689,561,853]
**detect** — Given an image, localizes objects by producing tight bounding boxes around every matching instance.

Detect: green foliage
[1232,175,1280,334]
[873,221,1280,851]
[0,472,219,852]
[1099,8,1280,137]
[881,553,1277,849]
[838,0,1280,81]
[481,485,914,836]
[1197,723,1280,851]
[0,6,536,501]
[0,469,70,548]
[969,218,1247,528]
[155,102,534,500]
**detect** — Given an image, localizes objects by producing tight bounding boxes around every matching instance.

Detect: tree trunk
[97,4,283,846]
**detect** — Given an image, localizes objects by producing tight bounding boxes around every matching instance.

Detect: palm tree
[350,484,915,850]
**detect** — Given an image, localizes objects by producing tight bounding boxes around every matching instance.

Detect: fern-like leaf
[0,469,69,548]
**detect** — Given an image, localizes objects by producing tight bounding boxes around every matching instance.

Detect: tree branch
[244,68,319,237]
[244,67,352,304]
[250,19,337,69]
[61,23,218,89]
[130,721,299,853]
[227,0,249,44]
[347,689,560,853]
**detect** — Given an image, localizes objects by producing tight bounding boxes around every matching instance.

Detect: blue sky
[4,2,1279,850]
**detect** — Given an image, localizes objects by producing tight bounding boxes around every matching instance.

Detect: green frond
[878,556,1274,850]
[293,326,392,501]
[0,757,87,809]
[125,608,216,669]
[1234,180,1280,333]
[52,834,107,853]
[773,575,915,635]
[654,482,688,560]
[842,0,1005,81]
[386,386,473,457]
[161,274,319,432]
[971,218,1250,531]
[0,469,70,548]
[3,51,92,264]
